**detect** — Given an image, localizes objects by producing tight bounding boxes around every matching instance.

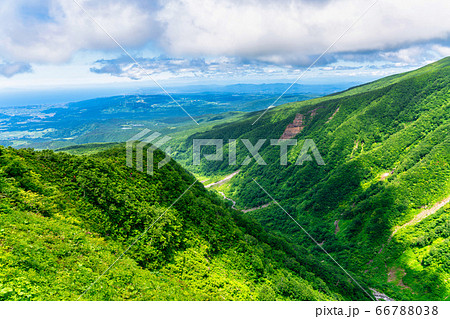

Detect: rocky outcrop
[370,288,395,301]
[280,113,305,139]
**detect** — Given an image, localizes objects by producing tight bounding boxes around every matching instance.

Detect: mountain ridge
[174,56,450,300]
[0,144,370,300]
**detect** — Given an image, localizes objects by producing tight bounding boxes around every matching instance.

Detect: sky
[1,0,450,96]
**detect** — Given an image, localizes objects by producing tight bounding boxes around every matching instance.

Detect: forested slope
[0,145,371,300]
[177,57,450,300]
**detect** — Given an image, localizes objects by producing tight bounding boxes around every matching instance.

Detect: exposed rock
[370,288,395,301]
[280,113,305,139]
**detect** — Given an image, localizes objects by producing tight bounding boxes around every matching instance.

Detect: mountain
[175,57,450,300]
[0,144,372,300]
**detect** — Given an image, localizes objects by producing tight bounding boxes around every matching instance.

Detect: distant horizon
[0,80,363,108]
[2,0,450,108]
[3,55,448,108]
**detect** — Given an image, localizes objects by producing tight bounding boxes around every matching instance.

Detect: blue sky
[1,0,450,94]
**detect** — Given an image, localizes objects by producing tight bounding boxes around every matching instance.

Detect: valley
[170,57,450,301]
[1,58,450,301]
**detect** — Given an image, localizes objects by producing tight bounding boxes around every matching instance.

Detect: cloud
[335,41,450,65]
[0,62,32,78]
[90,55,298,79]
[156,0,450,64]
[1,0,450,71]
[0,0,158,63]
[90,41,449,80]
[432,44,450,57]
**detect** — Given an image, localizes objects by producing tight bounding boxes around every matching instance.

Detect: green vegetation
[0,145,371,300]
[3,57,450,301]
[175,57,450,300]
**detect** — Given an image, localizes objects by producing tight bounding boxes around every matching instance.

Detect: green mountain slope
[0,145,372,300]
[177,57,450,300]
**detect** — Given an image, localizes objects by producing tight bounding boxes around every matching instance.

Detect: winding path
[375,195,450,255]
[204,170,241,188]
[202,170,272,212]
[242,203,272,213]
[392,195,450,237]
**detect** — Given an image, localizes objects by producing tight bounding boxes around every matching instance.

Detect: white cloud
[0,0,450,81]
[156,0,450,65]
[90,55,297,80]
[432,45,450,57]
[0,0,157,64]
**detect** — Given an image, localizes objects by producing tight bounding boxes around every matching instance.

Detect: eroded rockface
[280,113,305,139]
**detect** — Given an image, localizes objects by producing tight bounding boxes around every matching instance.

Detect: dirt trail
[204,170,240,188]
[376,195,450,255]
[242,203,272,213]
[202,170,273,212]
[392,195,450,237]
[367,197,449,298]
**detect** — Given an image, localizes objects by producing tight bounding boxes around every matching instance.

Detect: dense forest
[173,57,450,300]
[0,145,371,300]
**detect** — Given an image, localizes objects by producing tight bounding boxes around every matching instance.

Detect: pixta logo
[193,138,325,166]
[126,129,172,175]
